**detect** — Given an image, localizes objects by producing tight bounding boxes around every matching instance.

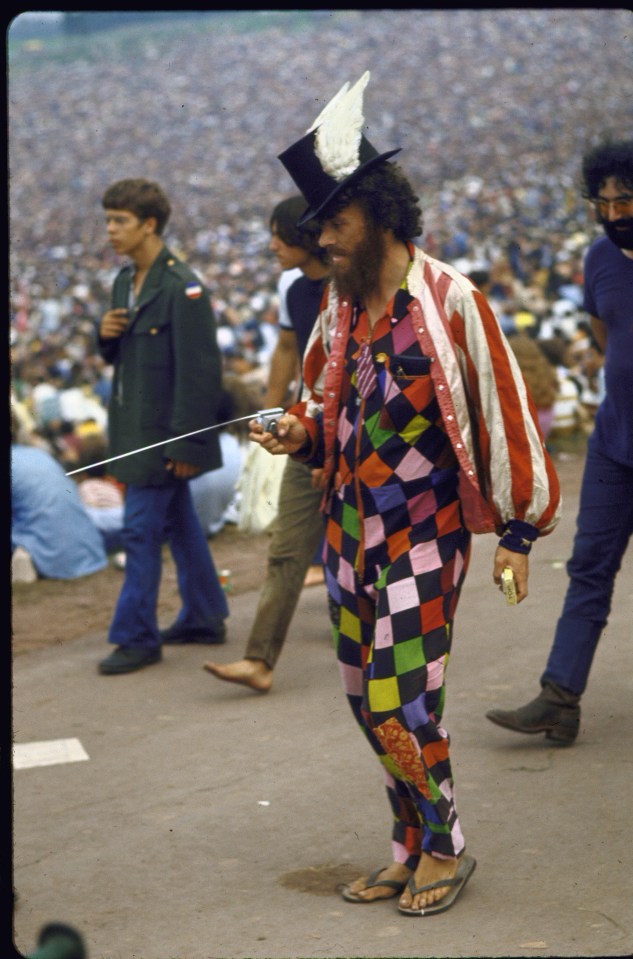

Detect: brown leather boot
[486,681,580,745]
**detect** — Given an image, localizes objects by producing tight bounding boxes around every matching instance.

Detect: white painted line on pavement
[13,738,90,770]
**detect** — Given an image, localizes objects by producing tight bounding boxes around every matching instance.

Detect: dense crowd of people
[9,8,628,579]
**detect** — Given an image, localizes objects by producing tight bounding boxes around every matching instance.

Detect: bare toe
[203,659,273,692]
[344,864,411,903]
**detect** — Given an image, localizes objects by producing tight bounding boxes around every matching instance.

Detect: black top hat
[278,131,401,226]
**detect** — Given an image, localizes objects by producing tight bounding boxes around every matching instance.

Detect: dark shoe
[99,645,162,675]
[160,622,226,645]
[486,681,580,745]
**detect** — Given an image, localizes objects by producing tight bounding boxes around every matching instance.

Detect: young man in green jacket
[98,178,228,675]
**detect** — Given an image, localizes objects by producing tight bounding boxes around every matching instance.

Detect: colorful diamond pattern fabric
[323,288,471,866]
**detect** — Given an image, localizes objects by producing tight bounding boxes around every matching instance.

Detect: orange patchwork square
[327,521,343,555]
[359,449,396,485]
[361,643,371,670]
[420,595,446,632]
[387,526,412,564]
[435,502,462,536]
[422,735,450,771]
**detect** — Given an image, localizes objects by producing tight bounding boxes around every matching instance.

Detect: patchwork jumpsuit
[323,290,471,869]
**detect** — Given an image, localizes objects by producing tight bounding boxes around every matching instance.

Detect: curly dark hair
[581,138,633,197]
[101,178,172,235]
[321,162,423,241]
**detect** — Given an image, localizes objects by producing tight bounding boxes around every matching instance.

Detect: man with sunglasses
[487,138,633,745]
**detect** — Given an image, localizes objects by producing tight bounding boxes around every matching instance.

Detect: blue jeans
[108,481,228,650]
[542,441,633,695]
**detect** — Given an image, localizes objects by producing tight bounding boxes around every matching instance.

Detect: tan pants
[244,456,325,668]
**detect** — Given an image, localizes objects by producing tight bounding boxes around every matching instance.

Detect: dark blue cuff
[499,519,539,554]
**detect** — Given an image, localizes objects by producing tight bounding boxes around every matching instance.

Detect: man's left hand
[166,459,201,479]
[493,546,529,603]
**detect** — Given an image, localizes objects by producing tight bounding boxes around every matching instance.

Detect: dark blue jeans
[108,481,228,650]
[542,441,633,695]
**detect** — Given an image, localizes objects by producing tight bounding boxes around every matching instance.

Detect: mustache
[599,215,633,230]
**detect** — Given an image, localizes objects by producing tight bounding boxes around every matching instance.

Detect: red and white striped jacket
[291,246,561,539]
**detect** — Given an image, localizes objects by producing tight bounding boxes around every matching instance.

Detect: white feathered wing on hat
[307,71,370,182]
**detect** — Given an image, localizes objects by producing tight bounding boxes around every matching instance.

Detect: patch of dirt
[278,863,362,896]
[11,524,272,656]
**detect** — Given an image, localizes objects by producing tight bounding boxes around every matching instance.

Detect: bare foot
[344,862,412,902]
[203,658,273,693]
[303,564,325,587]
[398,853,458,911]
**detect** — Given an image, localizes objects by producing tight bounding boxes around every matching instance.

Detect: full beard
[329,221,387,304]
[600,216,633,250]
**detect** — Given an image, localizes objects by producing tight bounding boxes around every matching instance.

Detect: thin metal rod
[65,412,263,476]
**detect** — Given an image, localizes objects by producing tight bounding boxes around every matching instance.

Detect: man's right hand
[248,413,308,456]
[100,307,130,339]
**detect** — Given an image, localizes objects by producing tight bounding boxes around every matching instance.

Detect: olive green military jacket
[99,246,223,487]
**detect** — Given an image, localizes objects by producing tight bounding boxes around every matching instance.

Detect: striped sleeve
[445,275,561,535]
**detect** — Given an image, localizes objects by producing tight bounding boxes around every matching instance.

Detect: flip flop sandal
[341,866,408,903]
[398,855,477,916]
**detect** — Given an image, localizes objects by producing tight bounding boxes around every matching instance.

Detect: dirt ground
[11,523,273,656]
[11,449,586,658]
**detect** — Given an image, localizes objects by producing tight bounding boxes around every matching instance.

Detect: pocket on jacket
[390,353,432,379]
[133,323,171,371]
[381,353,436,434]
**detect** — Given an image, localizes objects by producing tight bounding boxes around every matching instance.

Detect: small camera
[256,407,285,434]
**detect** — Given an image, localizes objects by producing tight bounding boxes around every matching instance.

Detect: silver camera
[256,407,284,434]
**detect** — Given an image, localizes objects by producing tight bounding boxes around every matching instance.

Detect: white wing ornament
[311,71,370,181]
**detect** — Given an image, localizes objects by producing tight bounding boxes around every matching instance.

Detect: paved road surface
[10,457,633,959]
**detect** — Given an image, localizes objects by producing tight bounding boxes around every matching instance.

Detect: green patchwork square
[341,502,360,540]
[364,408,393,448]
[394,635,426,675]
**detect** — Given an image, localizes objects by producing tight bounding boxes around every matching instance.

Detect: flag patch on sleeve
[185,283,203,299]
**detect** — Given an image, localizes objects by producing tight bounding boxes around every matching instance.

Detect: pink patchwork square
[409,489,438,526]
[386,575,420,614]
[398,446,433,482]
[337,414,354,450]
[337,555,357,594]
[426,654,448,692]
[364,512,386,550]
[338,660,363,697]
[374,612,394,649]
[409,538,442,574]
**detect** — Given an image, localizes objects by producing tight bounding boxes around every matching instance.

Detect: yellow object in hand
[502,567,518,605]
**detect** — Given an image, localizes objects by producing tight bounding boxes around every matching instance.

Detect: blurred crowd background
[9,9,630,579]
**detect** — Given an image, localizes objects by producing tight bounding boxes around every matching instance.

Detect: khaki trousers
[244,456,325,667]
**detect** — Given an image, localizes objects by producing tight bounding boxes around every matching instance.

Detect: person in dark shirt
[204,196,329,692]
[487,138,633,744]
